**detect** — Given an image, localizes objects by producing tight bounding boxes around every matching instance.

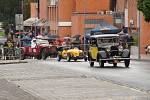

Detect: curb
[0,60,28,65]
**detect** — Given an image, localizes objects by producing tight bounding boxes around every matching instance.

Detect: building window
[110,0,117,11]
[49,0,58,5]
[85,19,104,24]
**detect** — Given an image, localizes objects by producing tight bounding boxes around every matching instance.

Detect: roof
[23,17,39,26]
[91,20,122,34]
[23,18,49,26]
[90,34,119,38]
[36,19,50,26]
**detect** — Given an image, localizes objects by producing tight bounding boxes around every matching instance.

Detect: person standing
[31,37,37,59]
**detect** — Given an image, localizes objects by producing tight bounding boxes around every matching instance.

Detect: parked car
[57,46,87,62]
[88,34,130,68]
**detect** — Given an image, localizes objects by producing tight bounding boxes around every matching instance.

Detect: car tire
[67,54,71,62]
[113,63,117,67]
[90,61,94,67]
[99,58,104,68]
[37,55,42,60]
[124,59,130,68]
[88,53,94,67]
[41,48,47,60]
[74,58,77,62]
[97,54,104,68]
[57,55,61,61]
[84,57,87,62]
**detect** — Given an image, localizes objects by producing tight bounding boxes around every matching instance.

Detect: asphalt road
[0,59,150,100]
[44,59,150,93]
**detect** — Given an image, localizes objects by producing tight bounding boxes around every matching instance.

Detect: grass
[0,31,4,36]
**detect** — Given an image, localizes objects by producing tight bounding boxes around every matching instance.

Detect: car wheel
[90,61,94,67]
[37,55,42,60]
[124,59,130,68]
[57,55,61,61]
[113,63,117,67]
[84,57,87,62]
[99,59,104,68]
[41,48,47,60]
[98,54,104,68]
[74,58,77,62]
[67,54,71,62]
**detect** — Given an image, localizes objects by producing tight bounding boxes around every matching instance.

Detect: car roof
[90,34,119,38]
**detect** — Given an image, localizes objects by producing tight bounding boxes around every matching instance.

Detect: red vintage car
[20,38,57,60]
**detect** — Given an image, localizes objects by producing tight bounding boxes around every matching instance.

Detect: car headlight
[106,48,110,52]
[118,45,123,51]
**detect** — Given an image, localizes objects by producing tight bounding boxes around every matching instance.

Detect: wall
[30,3,37,18]
[141,15,150,53]
[39,0,48,19]
[71,15,113,37]
[75,0,110,13]
[58,0,76,21]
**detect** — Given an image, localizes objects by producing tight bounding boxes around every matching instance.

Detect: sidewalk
[131,46,150,61]
[0,59,28,65]
[131,54,150,61]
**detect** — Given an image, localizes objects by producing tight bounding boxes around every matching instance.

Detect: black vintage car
[88,34,130,68]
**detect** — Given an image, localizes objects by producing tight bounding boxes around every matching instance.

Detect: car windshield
[97,37,119,47]
[21,40,31,46]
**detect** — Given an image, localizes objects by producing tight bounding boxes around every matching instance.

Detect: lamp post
[83,0,86,54]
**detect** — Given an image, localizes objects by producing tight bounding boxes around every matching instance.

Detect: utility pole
[83,0,86,54]
[137,10,141,60]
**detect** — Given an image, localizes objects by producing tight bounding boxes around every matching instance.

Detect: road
[0,59,150,100]
[45,59,150,92]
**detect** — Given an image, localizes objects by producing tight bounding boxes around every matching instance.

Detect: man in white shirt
[31,38,37,49]
[31,38,37,59]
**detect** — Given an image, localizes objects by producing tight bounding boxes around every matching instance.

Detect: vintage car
[88,34,130,68]
[57,46,87,62]
[20,38,57,60]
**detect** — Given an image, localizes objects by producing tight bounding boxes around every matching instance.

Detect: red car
[20,38,57,60]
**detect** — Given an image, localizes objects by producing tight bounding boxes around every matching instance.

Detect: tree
[137,0,150,22]
[0,0,31,35]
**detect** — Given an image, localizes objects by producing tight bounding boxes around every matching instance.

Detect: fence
[0,46,21,60]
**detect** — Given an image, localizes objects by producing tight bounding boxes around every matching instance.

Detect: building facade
[31,0,115,37]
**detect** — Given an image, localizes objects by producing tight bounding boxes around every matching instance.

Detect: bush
[0,31,4,36]
[133,35,138,46]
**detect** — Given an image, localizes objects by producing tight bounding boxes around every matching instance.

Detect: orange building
[30,0,115,38]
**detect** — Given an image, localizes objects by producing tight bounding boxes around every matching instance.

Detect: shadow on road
[93,66,130,69]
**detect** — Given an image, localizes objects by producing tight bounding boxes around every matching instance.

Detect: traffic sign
[15,14,24,30]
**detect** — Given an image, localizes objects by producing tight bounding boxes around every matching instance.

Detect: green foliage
[0,0,31,35]
[137,0,150,22]
[0,32,4,36]
[133,35,138,46]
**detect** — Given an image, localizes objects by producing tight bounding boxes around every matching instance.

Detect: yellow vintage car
[57,46,87,62]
